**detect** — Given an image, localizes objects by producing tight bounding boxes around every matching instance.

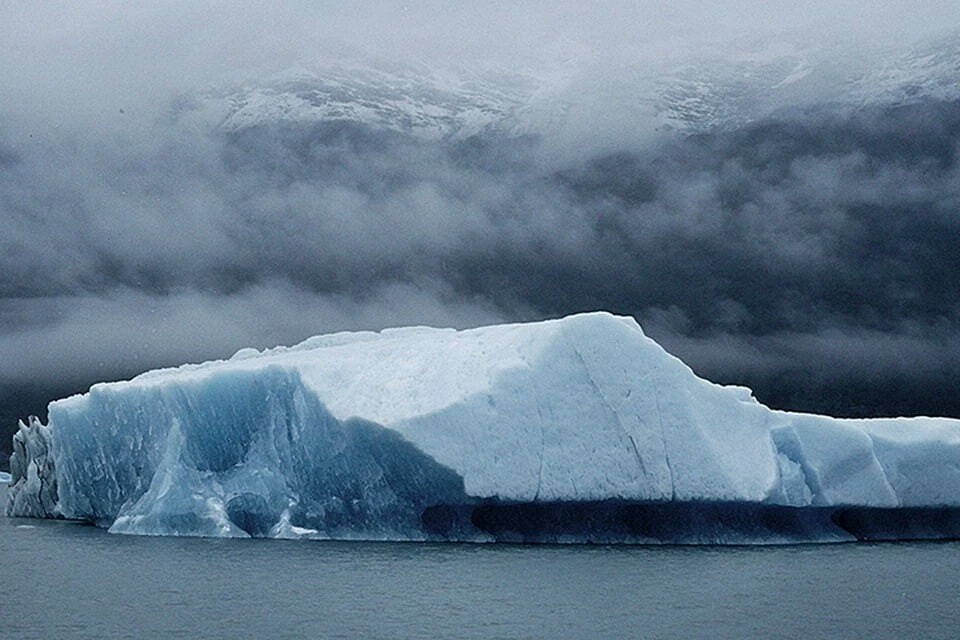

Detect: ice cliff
[6,313,960,542]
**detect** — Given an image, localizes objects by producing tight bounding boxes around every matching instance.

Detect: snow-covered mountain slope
[171,28,960,143]
[851,28,960,108]
[7,313,960,543]
[655,28,960,133]
[182,64,540,141]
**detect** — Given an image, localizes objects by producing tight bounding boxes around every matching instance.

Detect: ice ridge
[6,312,960,543]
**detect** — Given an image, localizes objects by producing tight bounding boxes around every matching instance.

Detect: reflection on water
[1,495,959,639]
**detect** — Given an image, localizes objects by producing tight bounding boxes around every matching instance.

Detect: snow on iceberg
[6,312,960,543]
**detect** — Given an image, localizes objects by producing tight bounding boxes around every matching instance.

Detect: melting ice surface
[7,313,960,543]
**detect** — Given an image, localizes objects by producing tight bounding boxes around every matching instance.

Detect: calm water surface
[2,491,958,639]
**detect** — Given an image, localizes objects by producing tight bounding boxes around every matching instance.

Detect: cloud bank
[2,2,960,452]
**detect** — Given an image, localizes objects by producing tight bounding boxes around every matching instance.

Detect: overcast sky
[2,2,960,438]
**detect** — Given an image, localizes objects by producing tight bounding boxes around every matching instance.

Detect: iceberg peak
[7,312,960,543]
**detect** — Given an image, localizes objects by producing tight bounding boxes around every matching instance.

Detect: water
[2,496,959,639]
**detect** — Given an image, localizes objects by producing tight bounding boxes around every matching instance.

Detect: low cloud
[0,283,509,389]
[2,3,960,430]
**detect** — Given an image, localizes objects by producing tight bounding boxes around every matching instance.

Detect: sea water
[1,486,958,639]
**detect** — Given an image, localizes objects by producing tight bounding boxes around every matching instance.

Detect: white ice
[6,312,960,539]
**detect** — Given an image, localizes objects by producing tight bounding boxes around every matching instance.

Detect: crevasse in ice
[6,313,960,542]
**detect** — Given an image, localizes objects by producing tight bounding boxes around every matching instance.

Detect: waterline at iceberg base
[6,313,960,543]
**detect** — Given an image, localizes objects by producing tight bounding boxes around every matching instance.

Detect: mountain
[171,28,960,141]
[177,63,540,141]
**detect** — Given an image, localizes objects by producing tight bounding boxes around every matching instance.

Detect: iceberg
[6,312,960,543]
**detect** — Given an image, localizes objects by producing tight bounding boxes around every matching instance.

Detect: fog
[2,2,960,447]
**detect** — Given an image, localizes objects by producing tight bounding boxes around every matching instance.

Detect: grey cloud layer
[3,96,959,418]
[2,2,960,441]
[3,2,954,126]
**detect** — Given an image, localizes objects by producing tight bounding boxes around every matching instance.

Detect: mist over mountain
[2,3,960,462]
